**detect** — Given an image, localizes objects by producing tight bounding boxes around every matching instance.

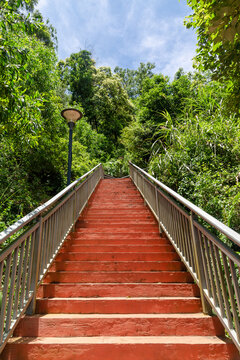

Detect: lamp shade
[61,108,83,123]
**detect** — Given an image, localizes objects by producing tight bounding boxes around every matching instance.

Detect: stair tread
[22,313,212,319]
[37,296,200,300]
[8,336,233,345]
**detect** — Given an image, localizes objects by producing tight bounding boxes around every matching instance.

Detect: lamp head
[61,108,83,124]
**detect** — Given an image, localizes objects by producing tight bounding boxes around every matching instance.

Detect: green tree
[0,0,66,229]
[62,50,97,127]
[185,0,240,112]
[114,62,155,98]
[92,67,134,147]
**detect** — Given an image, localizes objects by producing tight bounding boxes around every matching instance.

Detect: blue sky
[36,0,197,79]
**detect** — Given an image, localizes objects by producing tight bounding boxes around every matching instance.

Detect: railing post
[190,211,212,315]
[155,186,163,234]
[72,189,77,232]
[101,164,104,179]
[27,215,43,315]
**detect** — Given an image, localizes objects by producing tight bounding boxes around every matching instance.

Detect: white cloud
[35,0,196,77]
[140,35,166,51]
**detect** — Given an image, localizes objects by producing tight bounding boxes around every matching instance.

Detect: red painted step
[49,260,185,272]
[60,244,175,252]
[55,251,180,261]
[3,178,239,360]
[70,232,162,240]
[37,283,200,298]
[36,297,202,314]
[14,314,224,337]
[43,270,193,283]
[65,237,169,245]
[5,337,239,360]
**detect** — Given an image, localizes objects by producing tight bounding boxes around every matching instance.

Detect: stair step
[37,283,200,298]
[36,297,201,314]
[4,336,238,360]
[43,271,193,283]
[55,252,180,261]
[76,225,159,232]
[65,238,169,245]
[70,232,162,240]
[49,260,185,272]
[77,219,157,225]
[14,314,224,337]
[60,245,174,253]
[82,210,153,216]
[80,213,154,219]
[4,178,238,359]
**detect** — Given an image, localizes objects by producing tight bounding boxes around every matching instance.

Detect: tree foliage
[0,0,239,242]
[185,0,240,112]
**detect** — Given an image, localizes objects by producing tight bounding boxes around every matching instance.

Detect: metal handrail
[0,163,104,353]
[129,162,240,352]
[130,163,240,246]
[0,164,102,245]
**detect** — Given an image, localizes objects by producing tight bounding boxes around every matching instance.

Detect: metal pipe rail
[0,163,103,353]
[129,162,240,352]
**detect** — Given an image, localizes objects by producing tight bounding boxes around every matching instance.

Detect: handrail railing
[129,162,240,352]
[0,163,104,353]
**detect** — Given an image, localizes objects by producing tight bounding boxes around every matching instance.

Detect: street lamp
[61,108,83,186]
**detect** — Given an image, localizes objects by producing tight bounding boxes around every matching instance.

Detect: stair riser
[59,245,174,253]
[75,225,159,231]
[80,214,154,220]
[88,204,147,208]
[37,283,200,298]
[78,219,157,225]
[55,253,180,261]
[43,272,193,284]
[4,343,238,360]
[49,261,185,272]
[77,228,160,233]
[70,233,162,240]
[15,317,224,337]
[81,211,153,217]
[36,299,201,314]
[77,223,158,229]
[65,239,169,245]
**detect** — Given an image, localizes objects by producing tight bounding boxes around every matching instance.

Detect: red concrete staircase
[2,179,239,359]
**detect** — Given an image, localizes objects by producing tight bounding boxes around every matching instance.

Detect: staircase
[2,178,239,359]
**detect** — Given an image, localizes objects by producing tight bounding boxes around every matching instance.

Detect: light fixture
[61,108,83,186]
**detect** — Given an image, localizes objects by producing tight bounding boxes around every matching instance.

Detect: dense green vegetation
[0,0,239,240]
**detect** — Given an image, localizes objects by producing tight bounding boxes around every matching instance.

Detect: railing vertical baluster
[209,242,225,316]
[0,254,11,343]
[72,189,77,232]
[222,254,240,340]
[214,246,233,327]
[198,231,213,300]
[25,233,34,302]
[5,247,19,331]
[228,259,240,341]
[155,187,163,233]
[190,212,211,314]
[13,241,25,318]
[27,216,43,315]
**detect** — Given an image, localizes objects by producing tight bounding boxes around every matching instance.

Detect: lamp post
[61,108,83,186]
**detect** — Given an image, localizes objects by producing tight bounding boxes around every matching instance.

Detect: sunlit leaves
[185,0,240,112]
